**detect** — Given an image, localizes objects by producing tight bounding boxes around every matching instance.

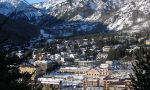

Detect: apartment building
[19,64,42,80]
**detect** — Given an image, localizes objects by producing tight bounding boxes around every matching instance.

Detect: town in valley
[2,31,150,90]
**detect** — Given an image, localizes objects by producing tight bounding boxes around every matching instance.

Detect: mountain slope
[0,0,150,36]
[32,0,150,33]
[0,0,28,15]
[0,14,40,43]
[105,0,150,33]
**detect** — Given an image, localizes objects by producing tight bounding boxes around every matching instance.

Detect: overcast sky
[26,0,45,3]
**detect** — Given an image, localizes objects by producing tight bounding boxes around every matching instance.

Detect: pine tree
[130,48,150,90]
[0,51,33,90]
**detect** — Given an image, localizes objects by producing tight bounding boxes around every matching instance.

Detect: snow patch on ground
[40,29,50,38]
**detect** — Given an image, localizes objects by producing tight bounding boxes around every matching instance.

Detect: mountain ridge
[0,0,150,37]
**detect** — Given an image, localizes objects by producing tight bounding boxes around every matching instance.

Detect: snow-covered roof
[38,77,63,84]
[100,64,109,69]
[60,66,90,70]
[34,60,54,65]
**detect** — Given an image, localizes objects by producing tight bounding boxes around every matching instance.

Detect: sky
[26,0,46,3]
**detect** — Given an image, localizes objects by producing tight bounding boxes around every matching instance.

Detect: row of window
[87,74,99,76]
[87,73,108,76]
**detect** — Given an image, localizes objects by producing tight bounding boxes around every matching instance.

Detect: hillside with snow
[105,0,150,33]
[0,0,150,36]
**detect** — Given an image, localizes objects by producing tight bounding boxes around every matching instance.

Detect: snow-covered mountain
[106,0,150,33]
[0,0,40,42]
[0,0,28,15]
[0,0,150,35]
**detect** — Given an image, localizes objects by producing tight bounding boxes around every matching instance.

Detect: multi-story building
[75,60,98,67]
[19,64,42,80]
[85,64,110,78]
[59,66,90,75]
[85,68,110,78]
[83,78,103,90]
[103,77,132,90]
[38,77,62,90]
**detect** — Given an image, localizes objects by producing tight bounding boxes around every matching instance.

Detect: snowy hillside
[106,0,150,33]
[0,0,28,15]
[0,0,150,35]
